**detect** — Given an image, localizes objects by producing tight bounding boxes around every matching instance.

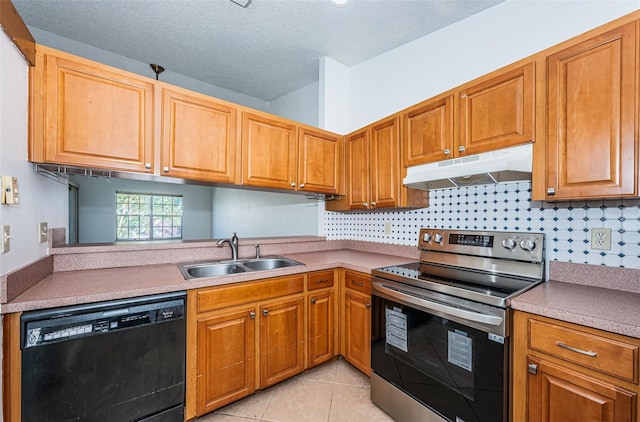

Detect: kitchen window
[116,192,183,240]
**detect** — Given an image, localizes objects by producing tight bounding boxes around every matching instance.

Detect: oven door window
[371,295,506,422]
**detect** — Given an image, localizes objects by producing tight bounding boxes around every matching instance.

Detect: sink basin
[178,256,304,280]
[181,262,247,279]
[243,257,303,271]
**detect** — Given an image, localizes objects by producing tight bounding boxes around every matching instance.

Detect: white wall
[211,187,318,238]
[266,81,319,127]
[319,57,350,134]
[0,32,67,276]
[341,0,640,131]
[72,177,214,243]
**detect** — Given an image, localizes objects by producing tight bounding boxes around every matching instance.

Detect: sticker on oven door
[448,330,472,371]
[385,308,408,352]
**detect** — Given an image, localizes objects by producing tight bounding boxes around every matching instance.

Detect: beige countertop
[511,261,640,339]
[3,249,415,313]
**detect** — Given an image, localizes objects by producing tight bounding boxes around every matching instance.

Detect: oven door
[371,278,509,422]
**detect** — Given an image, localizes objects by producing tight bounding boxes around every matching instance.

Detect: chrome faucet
[217,232,239,260]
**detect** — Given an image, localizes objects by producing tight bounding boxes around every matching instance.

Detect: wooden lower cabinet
[341,270,372,376]
[196,305,257,416]
[513,311,640,422]
[259,296,305,388]
[187,270,338,419]
[527,357,635,422]
[307,289,335,368]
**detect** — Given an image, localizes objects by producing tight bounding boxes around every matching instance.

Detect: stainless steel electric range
[370,228,545,422]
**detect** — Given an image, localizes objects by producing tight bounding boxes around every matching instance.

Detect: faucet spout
[217,233,239,260]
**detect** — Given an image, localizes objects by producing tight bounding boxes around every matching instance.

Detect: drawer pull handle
[556,341,597,357]
[315,279,329,284]
[351,280,364,287]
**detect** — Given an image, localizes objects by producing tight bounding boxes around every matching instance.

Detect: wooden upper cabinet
[32,48,154,172]
[241,112,297,190]
[161,88,238,183]
[298,128,343,194]
[402,62,534,168]
[404,93,454,166]
[545,22,638,200]
[458,62,535,156]
[370,117,401,208]
[346,129,371,209]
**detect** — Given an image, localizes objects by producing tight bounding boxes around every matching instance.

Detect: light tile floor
[195,358,395,422]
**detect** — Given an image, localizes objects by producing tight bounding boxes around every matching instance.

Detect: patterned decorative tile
[324,182,640,269]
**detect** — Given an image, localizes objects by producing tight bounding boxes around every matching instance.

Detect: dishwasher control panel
[21,294,185,349]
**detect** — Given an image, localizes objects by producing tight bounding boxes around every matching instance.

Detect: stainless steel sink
[242,257,302,271]
[179,256,304,280]
[182,262,247,279]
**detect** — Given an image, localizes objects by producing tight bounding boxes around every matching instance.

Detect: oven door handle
[373,282,504,326]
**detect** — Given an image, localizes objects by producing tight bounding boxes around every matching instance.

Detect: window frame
[115,191,183,241]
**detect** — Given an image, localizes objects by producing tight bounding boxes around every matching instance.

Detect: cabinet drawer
[307,270,335,291]
[197,275,304,314]
[528,319,639,383]
[344,270,371,295]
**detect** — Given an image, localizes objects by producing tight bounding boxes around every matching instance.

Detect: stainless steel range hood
[403,143,533,190]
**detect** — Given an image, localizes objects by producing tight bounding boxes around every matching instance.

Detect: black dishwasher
[21,291,186,422]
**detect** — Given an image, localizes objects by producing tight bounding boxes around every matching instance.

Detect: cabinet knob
[300,183,305,189]
[371,201,376,207]
[290,182,296,187]
[366,303,371,309]
[351,280,364,287]
[547,187,556,196]
[311,298,317,304]
[528,363,538,375]
[163,166,170,173]
[444,148,451,155]
[250,311,256,319]
[363,203,368,208]
[145,162,152,170]
[458,146,466,153]
[263,309,269,316]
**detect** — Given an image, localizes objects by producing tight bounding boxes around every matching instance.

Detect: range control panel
[418,228,544,263]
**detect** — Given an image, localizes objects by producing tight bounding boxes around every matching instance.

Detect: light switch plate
[591,228,612,250]
[39,222,48,243]
[384,221,392,235]
[1,176,19,205]
[1,225,10,253]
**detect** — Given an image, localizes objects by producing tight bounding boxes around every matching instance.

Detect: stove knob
[501,237,517,250]
[520,238,537,251]
[434,233,444,244]
[423,232,432,242]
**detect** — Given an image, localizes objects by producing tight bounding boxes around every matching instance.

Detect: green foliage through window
[116,192,183,240]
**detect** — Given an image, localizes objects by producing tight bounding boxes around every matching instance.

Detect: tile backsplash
[324,182,640,269]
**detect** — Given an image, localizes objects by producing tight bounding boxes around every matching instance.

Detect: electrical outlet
[1,225,10,253]
[39,222,48,243]
[591,228,612,250]
[384,221,392,235]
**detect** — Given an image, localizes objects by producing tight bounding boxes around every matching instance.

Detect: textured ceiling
[12,0,504,101]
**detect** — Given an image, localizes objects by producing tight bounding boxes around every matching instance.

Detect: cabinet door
[161,88,237,182]
[260,296,304,388]
[546,23,637,199]
[527,358,636,422]
[343,289,371,375]
[40,52,154,172]
[458,62,534,156]
[370,117,401,209]
[298,128,343,194]
[308,289,335,368]
[346,129,371,210]
[242,112,297,190]
[196,306,256,416]
[404,94,455,166]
